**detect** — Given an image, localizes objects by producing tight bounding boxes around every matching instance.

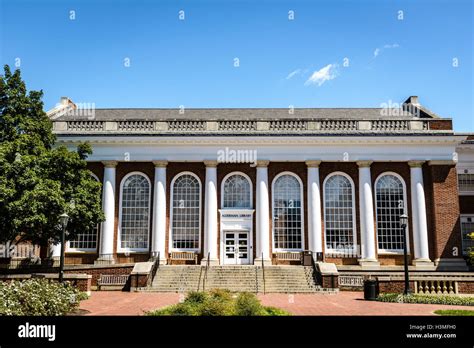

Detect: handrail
[261,252,266,295]
[308,250,322,286]
[150,251,160,285]
[202,251,210,291]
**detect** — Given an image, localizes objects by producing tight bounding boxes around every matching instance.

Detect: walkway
[79,291,473,316]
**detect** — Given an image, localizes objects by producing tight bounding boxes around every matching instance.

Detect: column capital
[408,160,425,168]
[204,160,218,167]
[427,160,456,166]
[357,160,373,168]
[256,160,270,167]
[102,160,118,168]
[153,160,168,168]
[306,160,321,168]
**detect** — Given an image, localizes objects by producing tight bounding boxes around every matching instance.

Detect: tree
[0,65,104,250]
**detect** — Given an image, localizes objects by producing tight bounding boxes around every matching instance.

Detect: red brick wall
[268,162,308,257]
[319,162,359,265]
[429,120,453,130]
[166,162,206,260]
[217,163,256,260]
[427,165,462,259]
[65,266,133,287]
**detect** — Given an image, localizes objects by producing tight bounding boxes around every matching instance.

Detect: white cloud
[373,43,400,58]
[286,69,301,80]
[305,64,339,86]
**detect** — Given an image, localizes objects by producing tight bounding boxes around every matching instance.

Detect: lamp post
[400,213,410,295]
[59,213,69,283]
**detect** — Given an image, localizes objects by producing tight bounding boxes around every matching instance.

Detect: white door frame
[219,209,255,265]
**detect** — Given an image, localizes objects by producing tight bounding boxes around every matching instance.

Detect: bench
[169,251,198,265]
[97,274,129,290]
[274,252,302,265]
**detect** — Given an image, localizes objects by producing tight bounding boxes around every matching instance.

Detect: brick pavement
[79,291,474,316]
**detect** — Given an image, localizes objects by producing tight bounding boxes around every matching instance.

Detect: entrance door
[224,231,250,265]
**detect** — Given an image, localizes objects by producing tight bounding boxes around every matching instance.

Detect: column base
[94,255,116,265]
[357,259,380,270]
[434,258,469,271]
[254,258,272,266]
[200,258,219,266]
[412,259,435,270]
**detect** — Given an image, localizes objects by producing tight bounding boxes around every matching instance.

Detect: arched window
[222,173,252,209]
[324,173,356,253]
[69,173,100,251]
[272,173,303,250]
[375,173,407,252]
[119,173,151,250]
[171,173,201,250]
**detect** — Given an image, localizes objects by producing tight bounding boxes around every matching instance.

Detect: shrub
[147,290,290,316]
[377,293,474,306]
[434,309,474,316]
[0,278,88,316]
[234,292,266,316]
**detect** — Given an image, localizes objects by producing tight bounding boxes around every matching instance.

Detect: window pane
[69,225,98,250]
[375,175,405,251]
[461,217,474,256]
[324,174,355,254]
[223,174,251,208]
[120,174,150,249]
[273,174,302,250]
[172,174,201,249]
[458,174,474,192]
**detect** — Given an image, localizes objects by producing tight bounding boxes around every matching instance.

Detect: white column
[152,161,167,264]
[409,161,431,263]
[97,161,117,263]
[255,160,271,264]
[306,161,322,254]
[203,161,218,264]
[357,161,378,265]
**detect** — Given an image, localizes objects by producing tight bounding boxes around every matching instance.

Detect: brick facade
[65,160,467,270]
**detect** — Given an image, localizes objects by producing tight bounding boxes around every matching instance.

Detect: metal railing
[261,252,266,295]
[148,251,160,287]
[202,252,210,291]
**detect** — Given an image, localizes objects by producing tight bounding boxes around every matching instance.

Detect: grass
[377,293,474,306]
[434,309,474,316]
[146,289,291,316]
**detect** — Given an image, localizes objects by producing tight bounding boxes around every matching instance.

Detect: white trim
[168,171,202,252]
[271,171,305,252]
[67,173,100,253]
[323,171,358,255]
[219,209,255,265]
[117,171,152,253]
[374,172,411,255]
[220,171,253,209]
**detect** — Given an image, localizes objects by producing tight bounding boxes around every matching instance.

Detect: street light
[400,213,410,295]
[59,213,69,283]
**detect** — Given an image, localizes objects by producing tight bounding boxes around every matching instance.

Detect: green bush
[234,292,266,316]
[0,278,88,316]
[147,289,290,316]
[377,293,474,306]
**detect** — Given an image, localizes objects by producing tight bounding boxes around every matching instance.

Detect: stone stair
[260,266,322,293]
[146,265,331,293]
[204,266,260,292]
[149,265,202,292]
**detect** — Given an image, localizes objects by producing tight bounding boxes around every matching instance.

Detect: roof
[52,107,428,121]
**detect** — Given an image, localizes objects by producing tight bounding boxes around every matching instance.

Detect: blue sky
[1,0,473,131]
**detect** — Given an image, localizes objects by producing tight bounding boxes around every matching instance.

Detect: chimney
[404,96,420,106]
